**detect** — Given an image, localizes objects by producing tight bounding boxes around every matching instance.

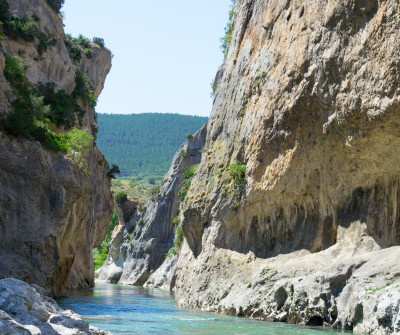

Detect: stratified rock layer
[97,125,207,286]
[173,0,400,333]
[0,0,113,297]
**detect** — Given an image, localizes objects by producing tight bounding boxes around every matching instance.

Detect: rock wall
[172,0,400,333]
[0,0,113,297]
[97,125,207,286]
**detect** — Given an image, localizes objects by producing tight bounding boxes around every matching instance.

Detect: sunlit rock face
[0,0,113,297]
[171,0,400,333]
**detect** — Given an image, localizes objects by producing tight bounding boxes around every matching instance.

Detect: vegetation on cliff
[228,160,246,192]
[1,56,95,171]
[93,210,119,270]
[220,0,236,57]
[0,0,57,55]
[178,164,199,201]
[45,0,64,13]
[166,225,184,258]
[64,34,105,63]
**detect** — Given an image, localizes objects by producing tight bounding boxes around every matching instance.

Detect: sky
[62,0,232,117]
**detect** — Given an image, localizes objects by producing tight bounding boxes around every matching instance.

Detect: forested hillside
[96,113,208,180]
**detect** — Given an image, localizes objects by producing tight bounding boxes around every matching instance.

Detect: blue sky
[62,0,232,117]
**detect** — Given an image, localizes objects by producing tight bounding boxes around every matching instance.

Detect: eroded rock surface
[0,0,113,297]
[172,0,400,334]
[176,221,400,334]
[0,278,111,335]
[97,125,207,286]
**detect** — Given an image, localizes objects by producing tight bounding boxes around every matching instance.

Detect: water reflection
[57,283,352,335]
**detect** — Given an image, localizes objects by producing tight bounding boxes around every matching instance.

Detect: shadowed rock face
[97,125,207,286]
[171,0,400,333]
[0,0,113,297]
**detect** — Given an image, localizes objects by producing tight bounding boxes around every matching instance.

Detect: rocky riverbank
[0,278,112,335]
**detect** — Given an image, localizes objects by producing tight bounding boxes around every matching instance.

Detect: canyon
[100,0,400,334]
[1,0,400,334]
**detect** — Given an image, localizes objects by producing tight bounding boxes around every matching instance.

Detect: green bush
[84,48,94,58]
[93,252,107,270]
[0,21,4,40]
[4,55,28,93]
[210,80,217,97]
[0,0,9,22]
[220,0,236,57]
[65,34,102,63]
[92,211,119,270]
[93,37,105,47]
[115,191,128,205]
[228,160,246,191]
[42,130,69,152]
[173,226,184,249]
[46,0,65,13]
[3,14,39,41]
[138,218,145,226]
[166,226,184,258]
[178,164,199,201]
[37,34,57,56]
[73,70,97,108]
[2,80,91,160]
[1,56,96,157]
[166,247,176,258]
[65,128,93,173]
[35,82,82,128]
[92,213,119,268]
[64,36,82,62]
[0,3,56,56]
[1,57,51,141]
[107,164,120,179]
[150,185,160,196]
[75,34,91,48]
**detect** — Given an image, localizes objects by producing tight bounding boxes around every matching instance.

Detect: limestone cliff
[0,0,113,297]
[171,0,400,334]
[97,125,206,287]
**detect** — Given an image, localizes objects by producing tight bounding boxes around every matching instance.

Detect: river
[57,283,351,335]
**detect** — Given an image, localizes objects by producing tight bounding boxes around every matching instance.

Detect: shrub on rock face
[220,0,236,57]
[0,0,10,22]
[93,37,105,47]
[174,226,184,249]
[178,164,199,201]
[228,160,246,191]
[107,164,120,179]
[115,191,128,205]
[46,0,65,13]
[166,247,176,258]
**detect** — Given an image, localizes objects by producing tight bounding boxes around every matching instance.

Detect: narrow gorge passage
[1,0,400,334]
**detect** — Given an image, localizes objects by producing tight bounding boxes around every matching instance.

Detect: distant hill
[96,113,208,181]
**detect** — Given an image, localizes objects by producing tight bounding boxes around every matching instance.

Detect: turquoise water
[57,283,351,335]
